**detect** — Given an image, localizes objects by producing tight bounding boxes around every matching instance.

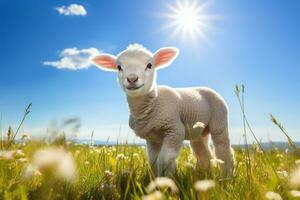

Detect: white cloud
[55,4,87,16]
[43,47,100,70]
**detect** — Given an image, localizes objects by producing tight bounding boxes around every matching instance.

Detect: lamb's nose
[127,74,138,83]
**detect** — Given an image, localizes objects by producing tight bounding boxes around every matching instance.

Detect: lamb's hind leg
[210,125,234,176]
[190,129,212,169]
[207,94,234,176]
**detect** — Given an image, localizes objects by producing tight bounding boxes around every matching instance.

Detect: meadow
[1,139,300,200]
[0,86,300,200]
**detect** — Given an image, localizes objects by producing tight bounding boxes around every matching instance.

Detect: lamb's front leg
[157,125,185,177]
[146,140,162,176]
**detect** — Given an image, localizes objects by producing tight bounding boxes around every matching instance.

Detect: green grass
[0,85,299,199]
[0,140,299,200]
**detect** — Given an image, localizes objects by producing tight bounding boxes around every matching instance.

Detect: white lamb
[92,44,234,177]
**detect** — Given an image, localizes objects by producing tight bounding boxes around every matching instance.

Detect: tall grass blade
[7,103,32,148]
[235,84,252,186]
[270,114,297,151]
[235,85,279,178]
[90,130,94,146]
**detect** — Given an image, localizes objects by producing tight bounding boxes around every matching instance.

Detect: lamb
[92,44,234,177]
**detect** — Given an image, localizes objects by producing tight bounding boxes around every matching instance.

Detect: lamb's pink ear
[92,54,117,72]
[153,47,179,69]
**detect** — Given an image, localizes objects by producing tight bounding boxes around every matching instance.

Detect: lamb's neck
[127,87,158,120]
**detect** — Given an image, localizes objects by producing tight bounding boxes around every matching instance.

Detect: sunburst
[163,0,213,43]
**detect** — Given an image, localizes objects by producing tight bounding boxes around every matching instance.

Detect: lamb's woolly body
[128,86,211,140]
[92,44,234,177]
[128,85,233,176]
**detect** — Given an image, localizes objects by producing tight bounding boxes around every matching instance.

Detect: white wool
[126,43,152,54]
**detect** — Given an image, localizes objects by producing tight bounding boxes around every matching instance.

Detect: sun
[163,0,213,43]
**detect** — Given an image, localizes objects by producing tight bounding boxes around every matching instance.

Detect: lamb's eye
[146,63,152,70]
[117,65,122,71]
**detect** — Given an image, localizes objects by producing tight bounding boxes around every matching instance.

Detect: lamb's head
[92,44,179,97]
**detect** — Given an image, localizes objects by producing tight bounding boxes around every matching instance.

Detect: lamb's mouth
[126,84,144,91]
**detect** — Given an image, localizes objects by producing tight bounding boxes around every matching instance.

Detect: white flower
[84,161,90,165]
[133,153,139,158]
[0,149,24,160]
[184,162,195,169]
[21,133,31,140]
[290,166,300,188]
[116,153,128,160]
[23,147,76,182]
[110,146,116,152]
[276,154,284,159]
[142,191,162,200]
[146,177,178,193]
[265,191,282,200]
[290,190,300,197]
[116,153,124,159]
[193,122,206,129]
[210,158,224,167]
[276,170,288,179]
[15,150,25,158]
[257,149,263,154]
[194,180,216,192]
[285,148,289,154]
[34,170,42,177]
[93,149,101,153]
[23,164,42,179]
[18,158,28,163]
[104,170,113,177]
[0,150,16,160]
[23,165,35,178]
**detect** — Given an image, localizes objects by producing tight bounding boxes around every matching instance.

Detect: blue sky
[0,0,299,144]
